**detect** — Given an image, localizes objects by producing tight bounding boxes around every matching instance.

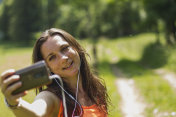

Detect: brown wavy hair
[32,28,109,116]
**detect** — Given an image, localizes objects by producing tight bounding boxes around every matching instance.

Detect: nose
[61,54,68,60]
[58,53,68,62]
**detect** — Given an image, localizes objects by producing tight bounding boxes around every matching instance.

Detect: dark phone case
[12,61,51,95]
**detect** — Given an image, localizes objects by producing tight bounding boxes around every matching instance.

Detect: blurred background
[0,0,176,117]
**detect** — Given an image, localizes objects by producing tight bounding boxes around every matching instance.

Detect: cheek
[71,49,80,58]
[47,62,59,73]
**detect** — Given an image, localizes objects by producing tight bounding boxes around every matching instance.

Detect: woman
[0,28,109,117]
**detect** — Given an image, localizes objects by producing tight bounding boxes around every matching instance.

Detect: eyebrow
[45,53,53,60]
[44,43,69,60]
[60,43,69,47]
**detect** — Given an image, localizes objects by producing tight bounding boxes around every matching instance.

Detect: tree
[10,0,43,44]
[45,0,59,28]
[143,0,176,45]
[0,1,10,41]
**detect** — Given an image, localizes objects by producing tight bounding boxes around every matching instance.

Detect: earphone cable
[72,68,80,117]
[53,77,83,116]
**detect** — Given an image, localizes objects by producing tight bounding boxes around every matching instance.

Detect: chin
[68,68,79,77]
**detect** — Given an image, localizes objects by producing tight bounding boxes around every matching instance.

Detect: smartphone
[12,60,52,95]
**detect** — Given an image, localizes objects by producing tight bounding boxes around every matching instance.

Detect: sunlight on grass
[96,33,176,117]
[98,33,157,62]
[135,73,176,117]
[0,45,34,117]
[1,33,176,117]
[80,39,122,117]
[98,61,122,117]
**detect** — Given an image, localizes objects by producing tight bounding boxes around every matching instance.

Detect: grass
[164,46,176,72]
[0,43,35,117]
[95,33,176,116]
[1,33,176,117]
[0,40,120,117]
[80,39,122,117]
[135,73,176,117]
[98,60,122,117]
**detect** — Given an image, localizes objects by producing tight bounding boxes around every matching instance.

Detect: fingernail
[9,69,15,72]
[14,75,20,79]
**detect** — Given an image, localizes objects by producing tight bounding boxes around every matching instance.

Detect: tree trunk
[155,25,160,44]
[165,21,176,45]
[93,40,98,70]
[171,20,176,42]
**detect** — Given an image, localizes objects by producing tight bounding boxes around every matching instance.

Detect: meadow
[0,33,176,117]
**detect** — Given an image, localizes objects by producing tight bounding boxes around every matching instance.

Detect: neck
[65,73,84,94]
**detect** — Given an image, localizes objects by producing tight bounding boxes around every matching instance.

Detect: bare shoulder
[32,90,60,117]
[35,90,60,102]
[34,90,60,108]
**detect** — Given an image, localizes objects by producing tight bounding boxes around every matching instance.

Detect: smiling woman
[41,35,80,79]
[0,28,110,117]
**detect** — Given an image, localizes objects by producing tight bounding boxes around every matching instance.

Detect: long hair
[32,28,109,116]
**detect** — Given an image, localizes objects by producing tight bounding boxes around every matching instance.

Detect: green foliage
[0,0,11,41]
[142,0,176,44]
[9,0,43,43]
[140,43,169,68]
[0,0,175,46]
[47,0,60,28]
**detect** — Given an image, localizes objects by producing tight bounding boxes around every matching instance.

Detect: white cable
[50,75,68,117]
[72,68,80,117]
[50,59,83,117]
[50,75,83,117]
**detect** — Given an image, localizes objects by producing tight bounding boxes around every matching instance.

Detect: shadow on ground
[98,42,170,79]
[140,42,169,69]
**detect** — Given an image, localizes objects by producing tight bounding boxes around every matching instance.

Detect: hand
[0,69,27,106]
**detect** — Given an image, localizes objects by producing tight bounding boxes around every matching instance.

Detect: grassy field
[94,33,176,116]
[0,43,36,117]
[1,33,176,117]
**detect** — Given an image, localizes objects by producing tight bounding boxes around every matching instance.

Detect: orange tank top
[58,101,107,117]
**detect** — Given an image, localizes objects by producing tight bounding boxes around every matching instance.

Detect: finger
[0,69,15,84]
[5,82,22,97]
[1,75,20,94]
[6,91,27,106]
[13,91,28,100]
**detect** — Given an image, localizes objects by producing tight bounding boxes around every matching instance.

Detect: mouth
[63,61,73,70]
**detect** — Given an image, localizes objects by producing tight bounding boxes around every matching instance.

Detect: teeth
[63,61,72,69]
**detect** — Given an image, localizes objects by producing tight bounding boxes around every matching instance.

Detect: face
[41,35,81,79]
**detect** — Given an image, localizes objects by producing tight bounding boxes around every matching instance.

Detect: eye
[48,55,56,61]
[61,46,69,52]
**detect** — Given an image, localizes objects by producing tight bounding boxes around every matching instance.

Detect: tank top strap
[58,101,63,117]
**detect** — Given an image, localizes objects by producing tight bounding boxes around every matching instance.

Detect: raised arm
[0,69,60,117]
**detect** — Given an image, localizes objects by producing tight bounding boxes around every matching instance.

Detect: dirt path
[112,66,146,117]
[154,69,176,89]
[153,69,176,117]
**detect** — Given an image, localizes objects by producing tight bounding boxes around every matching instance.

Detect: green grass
[80,39,122,117]
[97,33,157,62]
[0,43,35,117]
[0,40,120,117]
[98,60,122,117]
[164,45,176,72]
[1,33,176,117]
[135,73,176,117]
[114,59,176,116]
[95,33,176,116]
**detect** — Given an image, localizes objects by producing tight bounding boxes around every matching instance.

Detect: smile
[63,61,73,70]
